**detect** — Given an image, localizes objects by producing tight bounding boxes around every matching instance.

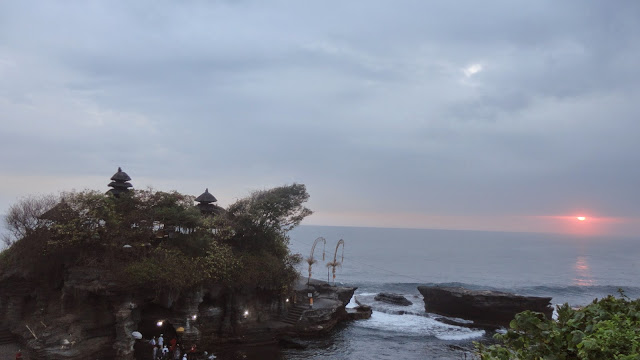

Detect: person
[173,346,181,360]
[162,345,169,360]
[158,333,164,347]
[182,354,187,360]
[16,349,23,360]
[150,337,157,360]
[188,344,197,360]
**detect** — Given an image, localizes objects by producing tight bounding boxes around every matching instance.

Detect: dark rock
[278,336,308,349]
[374,293,413,306]
[417,286,553,328]
[0,266,357,359]
[347,306,372,320]
[288,278,357,336]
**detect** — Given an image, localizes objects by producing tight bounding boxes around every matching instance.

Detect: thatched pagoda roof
[107,181,133,189]
[110,167,131,182]
[195,188,217,203]
[107,167,133,197]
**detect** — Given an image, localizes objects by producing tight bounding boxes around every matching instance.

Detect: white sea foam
[355,310,484,341]
[346,296,357,309]
[435,331,486,341]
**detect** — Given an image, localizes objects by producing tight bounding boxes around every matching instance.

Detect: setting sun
[577,216,586,221]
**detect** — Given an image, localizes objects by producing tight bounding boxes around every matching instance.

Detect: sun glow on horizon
[303,211,638,237]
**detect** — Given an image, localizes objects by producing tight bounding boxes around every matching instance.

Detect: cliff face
[0,266,356,360]
[291,279,357,334]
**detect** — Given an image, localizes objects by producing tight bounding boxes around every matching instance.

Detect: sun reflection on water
[573,256,594,286]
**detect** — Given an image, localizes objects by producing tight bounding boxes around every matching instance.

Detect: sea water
[261,225,639,360]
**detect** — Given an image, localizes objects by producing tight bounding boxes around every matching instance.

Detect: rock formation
[289,279,357,334]
[374,293,413,306]
[0,267,357,360]
[417,286,553,328]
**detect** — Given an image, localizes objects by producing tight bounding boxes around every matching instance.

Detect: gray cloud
[1,0,639,233]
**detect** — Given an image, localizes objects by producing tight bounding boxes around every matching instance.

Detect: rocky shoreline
[0,267,365,360]
[0,259,557,359]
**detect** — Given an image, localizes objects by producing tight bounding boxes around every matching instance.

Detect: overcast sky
[1,1,639,236]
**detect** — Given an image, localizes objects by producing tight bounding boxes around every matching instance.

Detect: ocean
[234,225,639,360]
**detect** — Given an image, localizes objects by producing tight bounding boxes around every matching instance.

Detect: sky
[1,1,639,237]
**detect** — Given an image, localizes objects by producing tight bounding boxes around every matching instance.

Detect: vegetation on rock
[1,194,58,247]
[0,184,310,293]
[476,291,640,360]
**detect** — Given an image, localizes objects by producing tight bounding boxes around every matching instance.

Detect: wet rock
[347,306,372,320]
[278,336,308,349]
[417,286,553,328]
[291,279,357,335]
[374,293,413,306]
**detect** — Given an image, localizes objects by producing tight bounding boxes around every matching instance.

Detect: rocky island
[374,293,413,306]
[418,285,553,328]
[0,168,361,359]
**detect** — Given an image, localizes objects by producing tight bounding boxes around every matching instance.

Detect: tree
[221,184,312,289]
[2,194,58,247]
[227,183,312,233]
[1,183,312,293]
[222,183,312,255]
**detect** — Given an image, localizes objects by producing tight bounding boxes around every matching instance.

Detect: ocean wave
[354,311,485,341]
[350,282,640,306]
[435,331,485,341]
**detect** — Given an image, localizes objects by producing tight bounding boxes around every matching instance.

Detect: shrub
[476,291,640,360]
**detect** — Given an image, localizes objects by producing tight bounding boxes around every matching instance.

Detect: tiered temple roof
[195,188,218,215]
[107,167,133,197]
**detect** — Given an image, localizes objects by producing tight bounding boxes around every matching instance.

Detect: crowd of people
[134,333,215,360]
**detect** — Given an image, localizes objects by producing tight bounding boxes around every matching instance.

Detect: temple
[195,188,218,215]
[107,167,133,197]
[39,199,76,223]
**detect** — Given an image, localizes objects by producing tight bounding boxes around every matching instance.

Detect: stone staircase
[0,327,16,345]
[281,305,306,325]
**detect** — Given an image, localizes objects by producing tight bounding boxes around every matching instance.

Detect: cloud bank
[1,1,639,235]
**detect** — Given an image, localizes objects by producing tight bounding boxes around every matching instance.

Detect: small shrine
[107,167,133,197]
[39,199,76,223]
[195,188,218,215]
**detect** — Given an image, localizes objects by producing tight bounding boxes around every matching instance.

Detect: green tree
[219,183,311,289]
[227,183,312,232]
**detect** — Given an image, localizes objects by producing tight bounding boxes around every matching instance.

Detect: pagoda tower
[107,167,133,197]
[195,188,218,215]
